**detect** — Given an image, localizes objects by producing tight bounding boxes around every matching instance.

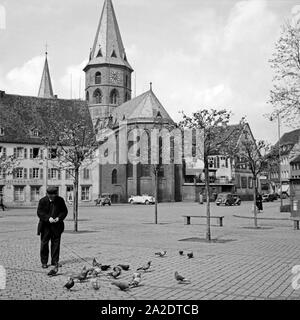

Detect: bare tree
[269,18,300,125]
[179,109,239,241]
[39,106,97,232]
[236,132,271,228]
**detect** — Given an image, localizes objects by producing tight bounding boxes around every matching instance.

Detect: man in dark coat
[37,186,68,268]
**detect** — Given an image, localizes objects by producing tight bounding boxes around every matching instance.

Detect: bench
[291,217,300,230]
[183,215,224,227]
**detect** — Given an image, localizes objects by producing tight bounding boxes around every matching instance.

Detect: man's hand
[49,217,55,223]
[54,217,59,223]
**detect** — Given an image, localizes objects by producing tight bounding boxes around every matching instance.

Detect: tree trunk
[204,159,211,241]
[73,168,79,232]
[155,168,158,224]
[253,176,258,228]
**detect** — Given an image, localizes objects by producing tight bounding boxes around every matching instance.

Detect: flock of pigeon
[46,249,194,292]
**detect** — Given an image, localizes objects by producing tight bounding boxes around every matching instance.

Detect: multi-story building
[0,56,98,207]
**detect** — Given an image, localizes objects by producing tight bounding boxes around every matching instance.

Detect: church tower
[84,0,133,124]
[38,52,54,98]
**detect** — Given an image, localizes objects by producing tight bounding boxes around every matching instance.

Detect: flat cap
[46,186,58,195]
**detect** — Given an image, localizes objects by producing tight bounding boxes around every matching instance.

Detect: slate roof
[84,0,133,71]
[0,92,93,145]
[112,89,174,125]
[38,55,54,98]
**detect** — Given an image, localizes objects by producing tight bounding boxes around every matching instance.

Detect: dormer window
[30,129,40,137]
[0,127,4,136]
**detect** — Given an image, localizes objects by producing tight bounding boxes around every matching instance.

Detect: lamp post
[277,113,283,209]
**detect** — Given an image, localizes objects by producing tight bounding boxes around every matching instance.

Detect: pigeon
[108,266,122,278]
[155,250,167,257]
[137,261,152,272]
[91,278,101,290]
[76,266,90,282]
[91,267,102,277]
[187,252,194,259]
[111,281,130,291]
[63,277,75,290]
[130,272,142,287]
[101,265,111,271]
[174,271,191,283]
[47,265,59,277]
[132,272,142,279]
[118,264,130,271]
[92,258,102,268]
[179,250,184,256]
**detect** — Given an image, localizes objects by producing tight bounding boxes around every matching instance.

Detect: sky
[0,0,299,143]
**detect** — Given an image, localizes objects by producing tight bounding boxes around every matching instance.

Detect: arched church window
[93,89,102,104]
[125,92,130,102]
[95,72,101,84]
[112,169,117,184]
[110,89,118,104]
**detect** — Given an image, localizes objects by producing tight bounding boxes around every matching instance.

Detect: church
[84,0,183,203]
[0,0,258,207]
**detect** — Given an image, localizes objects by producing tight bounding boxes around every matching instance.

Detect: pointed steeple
[38,52,54,98]
[84,0,132,71]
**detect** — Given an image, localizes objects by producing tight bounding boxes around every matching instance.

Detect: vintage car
[216,193,241,206]
[95,193,112,206]
[128,194,155,205]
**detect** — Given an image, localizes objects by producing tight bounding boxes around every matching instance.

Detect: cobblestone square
[0,200,300,300]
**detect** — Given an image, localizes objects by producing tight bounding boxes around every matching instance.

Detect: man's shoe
[42,264,48,269]
[51,262,62,267]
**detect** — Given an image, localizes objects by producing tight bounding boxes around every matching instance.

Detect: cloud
[58,59,88,99]
[3,55,44,96]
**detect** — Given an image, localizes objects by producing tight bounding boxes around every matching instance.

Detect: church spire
[84,0,132,71]
[38,51,54,98]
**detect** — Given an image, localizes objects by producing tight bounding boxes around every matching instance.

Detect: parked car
[216,193,241,206]
[262,193,276,202]
[95,193,111,206]
[128,194,155,205]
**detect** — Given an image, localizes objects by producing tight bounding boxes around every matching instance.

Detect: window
[0,127,4,136]
[235,174,241,188]
[86,91,89,102]
[112,169,117,184]
[141,164,151,177]
[30,129,40,137]
[95,72,101,84]
[66,169,74,180]
[125,92,130,102]
[241,176,247,189]
[14,168,24,179]
[49,148,57,159]
[30,186,40,201]
[248,177,253,189]
[30,148,40,159]
[83,168,90,180]
[111,50,117,58]
[0,185,3,195]
[127,163,133,178]
[14,147,26,159]
[48,168,61,180]
[0,168,5,179]
[30,168,40,179]
[93,89,102,104]
[81,186,90,201]
[14,186,25,201]
[125,75,129,88]
[0,146,6,157]
[110,89,118,104]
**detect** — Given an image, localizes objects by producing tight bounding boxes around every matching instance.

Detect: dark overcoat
[37,196,68,236]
